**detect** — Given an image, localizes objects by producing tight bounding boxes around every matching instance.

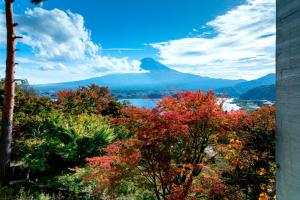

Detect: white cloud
[0,8,141,83]
[103,48,143,51]
[85,56,141,73]
[39,63,67,71]
[150,0,275,80]
[16,8,99,61]
[13,55,142,84]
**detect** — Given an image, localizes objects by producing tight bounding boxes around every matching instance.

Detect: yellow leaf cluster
[259,193,270,200]
[257,168,266,176]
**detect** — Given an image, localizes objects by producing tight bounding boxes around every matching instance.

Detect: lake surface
[119,98,240,111]
[119,98,161,108]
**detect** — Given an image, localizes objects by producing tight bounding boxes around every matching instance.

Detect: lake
[119,98,161,108]
[119,98,241,111]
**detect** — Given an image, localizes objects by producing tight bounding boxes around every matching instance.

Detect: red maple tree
[86,91,233,199]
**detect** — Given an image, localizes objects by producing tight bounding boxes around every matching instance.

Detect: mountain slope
[240,84,275,101]
[215,73,275,97]
[34,58,246,93]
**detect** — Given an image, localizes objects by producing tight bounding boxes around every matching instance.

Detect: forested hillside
[240,84,275,101]
[216,74,275,97]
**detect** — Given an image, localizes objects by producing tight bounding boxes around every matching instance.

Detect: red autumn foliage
[86,91,233,199]
[86,91,275,199]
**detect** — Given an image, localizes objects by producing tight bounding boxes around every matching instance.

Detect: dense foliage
[0,83,275,200]
[86,91,275,200]
[223,106,275,200]
[1,82,126,199]
[87,91,230,199]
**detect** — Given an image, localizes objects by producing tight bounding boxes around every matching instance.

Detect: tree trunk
[0,0,16,186]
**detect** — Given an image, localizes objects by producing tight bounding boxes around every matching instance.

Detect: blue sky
[0,0,275,84]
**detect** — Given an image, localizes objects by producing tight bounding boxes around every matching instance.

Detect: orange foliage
[224,105,276,199]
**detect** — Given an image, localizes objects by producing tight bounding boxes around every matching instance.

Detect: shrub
[15,113,117,175]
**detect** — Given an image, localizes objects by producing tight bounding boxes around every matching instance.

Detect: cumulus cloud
[150,0,275,80]
[0,7,141,83]
[16,8,99,61]
[86,56,141,73]
[39,63,67,71]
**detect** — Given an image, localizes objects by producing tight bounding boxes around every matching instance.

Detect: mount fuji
[33,58,246,93]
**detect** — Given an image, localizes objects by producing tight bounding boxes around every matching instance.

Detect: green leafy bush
[55,167,95,197]
[15,113,116,174]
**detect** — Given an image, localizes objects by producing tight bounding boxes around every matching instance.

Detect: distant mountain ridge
[33,58,246,93]
[215,73,275,97]
[240,84,275,101]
